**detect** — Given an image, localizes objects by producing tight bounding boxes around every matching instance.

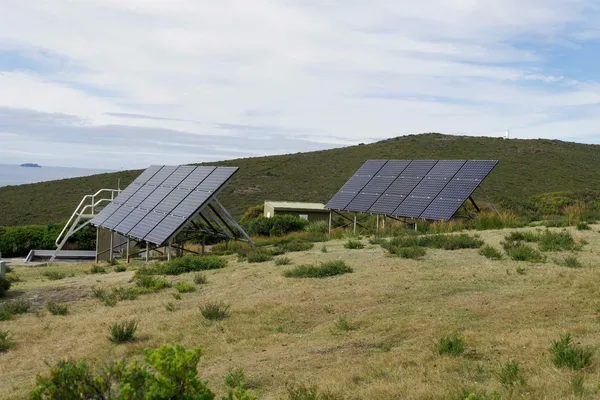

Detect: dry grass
[1,226,600,399]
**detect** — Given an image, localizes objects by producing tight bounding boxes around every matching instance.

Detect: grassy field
[2,226,600,399]
[2,133,600,226]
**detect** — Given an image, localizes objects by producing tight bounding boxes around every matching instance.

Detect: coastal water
[0,164,114,188]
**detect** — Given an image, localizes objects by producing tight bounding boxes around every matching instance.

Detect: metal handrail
[55,189,120,247]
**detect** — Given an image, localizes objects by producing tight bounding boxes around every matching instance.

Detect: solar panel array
[91,165,238,245]
[326,160,497,221]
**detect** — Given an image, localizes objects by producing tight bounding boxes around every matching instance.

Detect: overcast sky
[1,1,599,168]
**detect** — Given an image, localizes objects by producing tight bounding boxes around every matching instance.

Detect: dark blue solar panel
[326,191,358,210]
[161,165,195,188]
[131,165,163,184]
[425,160,466,178]
[138,186,173,210]
[102,205,134,230]
[340,175,372,192]
[356,160,387,175]
[393,196,431,218]
[155,188,191,214]
[199,167,238,192]
[345,193,380,213]
[179,166,215,189]
[420,198,466,221]
[454,160,498,180]
[90,202,120,226]
[144,215,186,245]
[124,185,156,207]
[171,191,212,218]
[408,178,449,198]
[400,160,437,178]
[146,165,178,186]
[377,160,411,176]
[115,208,149,234]
[361,176,396,194]
[385,177,422,196]
[128,211,167,241]
[368,194,406,215]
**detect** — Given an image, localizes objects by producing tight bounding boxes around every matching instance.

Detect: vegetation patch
[275,257,292,266]
[246,249,275,263]
[335,317,354,331]
[88,265,106,274]
[550,334,593,370]
[224,368,246,388]
[174,282,196,293]
[0,299,30,320]
[200,301,230,321]
[284,260,353,278]
[0,277,11,297]
[193,273,207,284]
[394,246,427,259]
[479,245,503,260]
[0,330,14,352]
[555,255,584,268]
[135,276,172,293]
[42,271,67,281]
[438,333,466,356]
[576,222,591,230]
[538,230,582,252]
[161,255,227,275]
[502,242,546,263]
[382,234,483,253]
[91,287,117,307]
[46,301,69,316]
[109,319,138,344]
[304,220,329,234]
[276,240,314,253]
[344,240,364,249]
[114,265,127,272]
[498,360,525,387]
[286,384,342,400]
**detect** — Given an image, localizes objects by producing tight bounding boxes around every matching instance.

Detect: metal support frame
[109,230,114,262]
[329,210,369,231]
[213,198,255,247]
[328,212,332,233]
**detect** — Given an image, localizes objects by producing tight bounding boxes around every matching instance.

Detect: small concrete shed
[264,201,330,222]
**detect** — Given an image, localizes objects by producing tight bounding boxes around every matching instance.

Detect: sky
[0,0,599,168]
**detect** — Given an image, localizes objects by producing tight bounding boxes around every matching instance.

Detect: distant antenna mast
[504,128,510,140]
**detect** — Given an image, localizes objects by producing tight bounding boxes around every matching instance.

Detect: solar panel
[91,165,240,246]
[327,159,497,221]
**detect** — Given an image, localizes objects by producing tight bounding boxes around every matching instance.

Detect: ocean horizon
[0,164,115,188]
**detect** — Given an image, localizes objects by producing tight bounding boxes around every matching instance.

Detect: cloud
[0,0,599,167]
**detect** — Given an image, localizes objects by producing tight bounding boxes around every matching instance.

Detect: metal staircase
[48,188,120,262]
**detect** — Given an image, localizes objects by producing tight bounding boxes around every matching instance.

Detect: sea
[0,164,115,188]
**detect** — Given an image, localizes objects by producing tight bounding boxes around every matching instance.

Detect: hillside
[1,133,600,226]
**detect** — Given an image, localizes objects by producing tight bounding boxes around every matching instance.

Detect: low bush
[335,317,353,331]
[109,319,138,343]
[395,246,427,259]
[538,230,582,252]
[164,302,177,312]
[0,299,30,320]
[286,384,342,400]
[284,260,353,278]
[571,374,585,396]
[0,276,11,297]
[304,220,329,234]
[200,301,230,320]
[42,271,67,281]
[498,360,525,387]
[194,273,208,284]
[479,245,503,260]
[29,344,254,400]
[550,334,593,370]
[46,301,69,316]
[246,249,274,263]
[320,245,327,253]
[114,265,127,272]
[91,287,118,307]
[469,211,525,230]
[243,215,308,236]
[504,231,539,243]
[576,222,591,230]
[89,265,106,274]
[174,282,196,293]
[110,286,138,301]
[383,234,483,252]
[344,240,364,249]
[277,240,314,253]
[0,330,14,352]
[555,255,583,268]
[211,240,251,255]
[438,333,466,356]
[161,255,227,275]
[225,368,246,388]
[135,276,172,293]
[502,242,546,263]
[275,257,292,266]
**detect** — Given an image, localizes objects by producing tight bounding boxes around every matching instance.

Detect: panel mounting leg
[353,214,357,234]
[126,238,130,264]
[145,242,149,263]
[468,196,481,212]
[328,212,332,234]
[167,239,172,262]
[109,230,114,262]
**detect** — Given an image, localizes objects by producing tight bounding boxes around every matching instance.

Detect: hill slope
[1,133,599,226]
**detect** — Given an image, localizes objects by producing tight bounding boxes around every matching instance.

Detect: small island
[20,163,42,168]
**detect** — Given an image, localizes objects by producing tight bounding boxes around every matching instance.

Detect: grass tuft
[502,241,546,263]
[200,301,230,320]
[135,276,171,293]
[193,273,207,285]
[89,265,106,274]
[174,282,196,293]
[479,245,503,260]
[42,271,67,281]
[114,265,127,272]
[498,360,525,387]
[109,319,138,344]
[570,374,585,396]
[555,255,583,268]
[160,255,227,275]
[0,299,30,321]
[46,301,69,316]
[538,230,581,252]
[343,240,364,249]
[0,330,14,352]
[283,260,353,278]
[246,249,274,263]
[438,333,466,356]
[164,302,177,312]
[275,257,292,266]
[320,245,327,253]
[335,317,353,331]
[576,222,591,230]
[550,334,593,370]
[224,368,246,388]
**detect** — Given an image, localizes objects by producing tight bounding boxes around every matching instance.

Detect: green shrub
[0,299,30,320]
[450,386,498,400]
[0,276,11,297]
[164,302,177,312]
[42,271,67,281]
[29,344,217,400]
[538,230,581,252]
[504,231,539,243]
[161,255,227,275]
[275,257,292,266]
[135,276,172,292]
[396,246,427,259]
[46,301,69,316]
[112,286,139,301]
[344,240,364,249]
[305,221,329,234]
[555,255,583,268]
[284,260,353,278]
[498,360,525,387]
[172,293,182,300]
[91,287,118,307]
[286,384,342,400]
[321,245,327,253]
[335,317,353,331]
[225,368,246,388]
[89,265,106,274]
[503,242,546,263]
[479,245,503,260]
[174,282,196,293]
[246,249,274,263]
[277,240,314,253]
[241,204,264,221]
[194,273,208,284]
[200,301,230,320]
[550,334,593,370]
[243,215,308,236]
[114,265,127,272]
[516,266,527,275]
[576,222,591,230]
[570,374,585,396]
[0,330,14,352]
[109,319,138,343]
[383,234,483,252]
[211,240,250,255]
[438,333,466,356]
